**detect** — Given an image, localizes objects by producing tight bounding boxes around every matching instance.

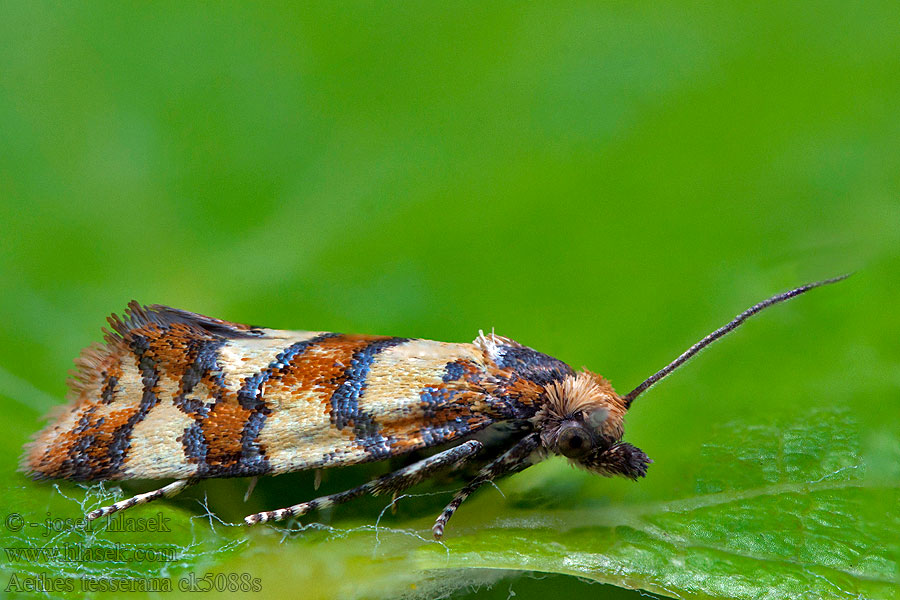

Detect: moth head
[538,370,651,480]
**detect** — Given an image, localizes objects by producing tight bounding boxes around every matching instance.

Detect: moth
[21,276,846,539]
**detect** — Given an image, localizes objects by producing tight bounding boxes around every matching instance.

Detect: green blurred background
[1,2,898,599]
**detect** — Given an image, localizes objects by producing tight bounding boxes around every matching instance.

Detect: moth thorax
[542,370,626,440]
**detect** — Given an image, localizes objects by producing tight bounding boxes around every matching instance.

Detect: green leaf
[5,387,897,599]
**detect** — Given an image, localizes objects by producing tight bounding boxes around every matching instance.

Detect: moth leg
[432,432,541,540]
[244,440,484,525]
[86,478,196,520]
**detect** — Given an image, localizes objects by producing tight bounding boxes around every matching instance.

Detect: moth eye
[557,422,593,459]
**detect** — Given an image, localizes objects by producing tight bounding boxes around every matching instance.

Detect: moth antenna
[622,274,850,408]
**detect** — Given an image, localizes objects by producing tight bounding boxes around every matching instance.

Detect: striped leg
[244,440,485,525]
[86,479,196,520]
[432,433,541,540]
